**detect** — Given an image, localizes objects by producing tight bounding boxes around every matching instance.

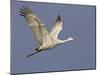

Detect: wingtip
[19,6,33,16]
[58,14,61,18]
[56,14,61,22]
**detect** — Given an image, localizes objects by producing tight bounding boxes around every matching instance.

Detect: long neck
[59,37,74,44]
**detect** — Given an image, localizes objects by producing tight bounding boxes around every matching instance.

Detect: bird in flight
[19,6,74,57]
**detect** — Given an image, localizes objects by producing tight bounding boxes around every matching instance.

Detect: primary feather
[19,6,52,46]
[50,15,63,38]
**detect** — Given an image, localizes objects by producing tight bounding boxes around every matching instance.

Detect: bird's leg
[27,48,42,58]
[35,48,39,52]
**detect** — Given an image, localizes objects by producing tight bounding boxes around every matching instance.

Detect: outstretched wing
[50,15,63,38]
[19,6,51,45]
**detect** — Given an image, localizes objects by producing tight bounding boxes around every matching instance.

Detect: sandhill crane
[19,6,74,57]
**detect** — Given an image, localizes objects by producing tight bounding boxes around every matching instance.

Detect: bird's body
[19,6,74,57]
[37,37,73,51]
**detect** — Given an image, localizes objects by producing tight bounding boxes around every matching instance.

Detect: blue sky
[11,0,96,74]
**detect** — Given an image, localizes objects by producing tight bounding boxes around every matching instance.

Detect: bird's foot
[35,48,41,52]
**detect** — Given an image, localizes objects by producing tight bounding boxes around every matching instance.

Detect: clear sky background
[11,0,96,74]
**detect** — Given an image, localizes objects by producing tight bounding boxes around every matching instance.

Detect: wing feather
[50,15,63,38]
[19,6,51,45]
